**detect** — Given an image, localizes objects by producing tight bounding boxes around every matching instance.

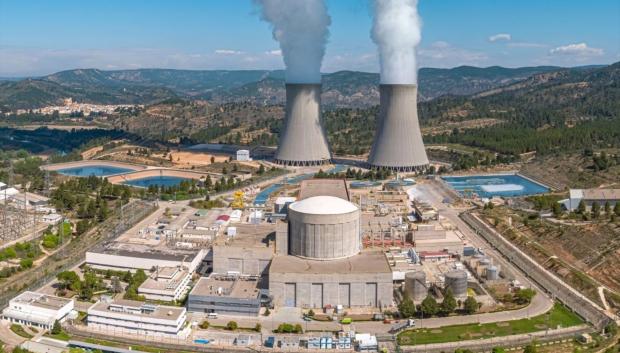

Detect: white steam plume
[371,0,422,84]
[255,0,331,84]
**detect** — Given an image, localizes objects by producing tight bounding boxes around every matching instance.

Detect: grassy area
[10,324,34,339]
[398,303,583,345]
[45,331,71,341]
[81,337,194,353]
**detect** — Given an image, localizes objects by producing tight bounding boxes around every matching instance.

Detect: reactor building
[367,84,429,172]
[270,193,392,309]
[274,84,332,166]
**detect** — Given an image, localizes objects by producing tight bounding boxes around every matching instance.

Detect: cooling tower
[274,83,332,166]
[405,271,427,301]
[367,84,429,172]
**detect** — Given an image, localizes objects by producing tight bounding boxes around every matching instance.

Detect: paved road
[0,320,26,348]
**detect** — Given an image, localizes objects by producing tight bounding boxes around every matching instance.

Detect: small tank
[444,270,468,297]
[486,266,499,281]
[404,271,427,301]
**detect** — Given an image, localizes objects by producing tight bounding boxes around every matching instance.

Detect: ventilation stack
[367,84,428,172]
[274,83,332,166]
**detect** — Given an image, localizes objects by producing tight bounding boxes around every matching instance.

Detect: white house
[87,298,189,338]
[236,149,251,161]
[2,291,74,330]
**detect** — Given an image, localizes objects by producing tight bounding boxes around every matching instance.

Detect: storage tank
[486,266,499,281]
[274,84,332,166]
[288,196,360,260]
[404,271,427,301]
[444,270,468,297]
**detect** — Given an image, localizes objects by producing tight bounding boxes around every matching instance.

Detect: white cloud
[550,43,604,57]
[214,49,244,55]
[417,41,488,67]
[488,33,512,42]
[264,49,282,56]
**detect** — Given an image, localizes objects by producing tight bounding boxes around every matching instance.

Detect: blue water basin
[123,176,193,188]
[56,165,134,177]
[441,174,549,198]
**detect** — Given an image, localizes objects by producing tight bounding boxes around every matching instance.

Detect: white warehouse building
[2,291,74,330]
[87,299,190,338]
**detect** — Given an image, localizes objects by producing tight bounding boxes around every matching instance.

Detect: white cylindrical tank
[404,271,427,301]
[486,266,499,281]
[288,196,360,260]
[444,270,468,297]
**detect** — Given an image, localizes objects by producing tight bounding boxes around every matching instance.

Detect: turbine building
[367,84,429,172]
[274,83,332,166]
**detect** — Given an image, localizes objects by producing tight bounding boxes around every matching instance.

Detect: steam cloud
[371,0,422,84]
[255,0,331,84]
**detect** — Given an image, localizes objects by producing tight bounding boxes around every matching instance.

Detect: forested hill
[0,65,561,110]
[422,62,620,156]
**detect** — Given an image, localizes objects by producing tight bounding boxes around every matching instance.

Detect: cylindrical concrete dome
[367,84,429,172]
[274,83,332,166]
[444,270,468,297]
[404,271,427,301]
[288,196,360,260]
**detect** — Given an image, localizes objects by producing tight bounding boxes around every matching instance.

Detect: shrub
[226,321,238,331]
[199,320,209,329]
[254,323,262,332]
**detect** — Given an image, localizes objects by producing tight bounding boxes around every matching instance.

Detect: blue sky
[0,0,618,76]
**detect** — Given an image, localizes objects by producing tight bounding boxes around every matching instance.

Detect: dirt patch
[430,329,442,334]
[169,151,229,167]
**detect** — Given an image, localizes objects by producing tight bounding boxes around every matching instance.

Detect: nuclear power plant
[274,83,332,166]
[367,84,429,172]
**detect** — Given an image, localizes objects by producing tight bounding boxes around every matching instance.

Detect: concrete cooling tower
[367,84,429,172]
[274,84,332,166]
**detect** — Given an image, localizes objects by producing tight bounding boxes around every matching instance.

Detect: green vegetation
[42,222,72,249]
[274,323,303,334]
[398,303,583,345]
[124,269,148,301]
[225,321,238,331]
[0,240,43,278]
[10,324,33,339]
[315,167,393,180]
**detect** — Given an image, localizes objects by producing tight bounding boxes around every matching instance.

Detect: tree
[463,296,478,314]
[592,201,601,218]
[210,156,215,164]
[264,307,271,316]
[615,202,620,216]
[111,277,123,293]
[57,271,80,291]
[523,343,537,353]
[604,201,611,214]
[514,288,536,304]
[552,202,562,217]
[51,320,62,335]
[441,289,457,315]
[398,296,416,318]
[577,200,586,214]
[199,320,209,329]
[254,323,262,332]
[226,321,238,331]
[19,258,33,269]
[420,294,439,317]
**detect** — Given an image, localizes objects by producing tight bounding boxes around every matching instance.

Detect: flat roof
[11,291,72,311]
[89,242,201,262]
[582,189,620,200]
[213,223,275,247]
[89,299,185,320]
[270,251,391,274]
[299,179,350,201]
[190,275,261,299]
[139,268,189,292]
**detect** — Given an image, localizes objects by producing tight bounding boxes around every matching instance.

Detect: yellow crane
[231,190,245,209]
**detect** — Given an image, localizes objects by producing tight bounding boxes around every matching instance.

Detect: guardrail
[460,212,613,330]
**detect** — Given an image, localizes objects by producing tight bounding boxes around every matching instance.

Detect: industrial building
[137,266,192,302]
[562,189,620,211]
[211,223,275,276]
[298,179,350,201]
[269,194,392,308]
[236,149,251,161]
[85,243,206,273]
[367,84,429,172]
[2,292,74,330]
[274,84,332,166]
[187,275,261,316]
[287,196,361,260]
[87,298,189,338]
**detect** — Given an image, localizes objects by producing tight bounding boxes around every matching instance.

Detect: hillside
[0,65,561,110]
